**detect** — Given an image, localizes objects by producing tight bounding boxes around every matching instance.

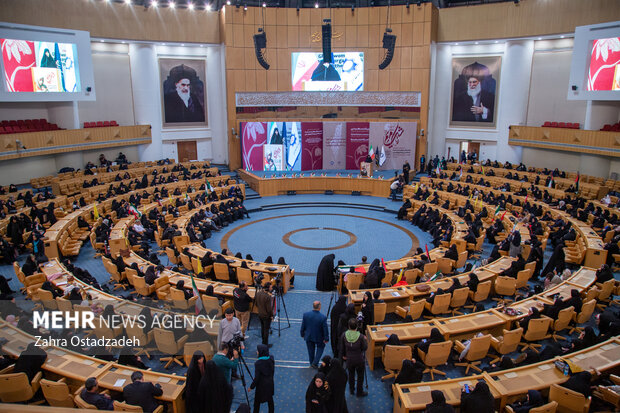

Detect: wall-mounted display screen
[1,39,81,93]
[291,52,364,92]
[586,37,620,91]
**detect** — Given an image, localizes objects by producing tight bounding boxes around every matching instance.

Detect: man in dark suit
[122,371,163,413]
[300,301,329,368]
[81,377,113,410]
[452,75,495,123]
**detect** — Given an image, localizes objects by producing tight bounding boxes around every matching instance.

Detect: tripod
[235,347,255,406]
[272,283,290,336]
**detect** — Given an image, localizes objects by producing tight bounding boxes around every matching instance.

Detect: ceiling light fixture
[315,2,318,7]
[151,0,158,7]
[125,0,131,4]
[169,1,175,9]
[188,1,194,9]
[244,4,247,10]
[206,3,211,10]
[262,2,266,6]
[226,0,231,4]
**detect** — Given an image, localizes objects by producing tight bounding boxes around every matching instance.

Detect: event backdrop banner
[346,122,370,170]
[301,122,323,170]
[369,122,417,170]
[322,122,346,169]
[241,122,268,171]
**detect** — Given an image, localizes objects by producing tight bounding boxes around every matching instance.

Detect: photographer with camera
[340,318,368,397]
[256,281,274,346]
[234,281,252,337]
[218,308,244,351]
[213,341,240,384]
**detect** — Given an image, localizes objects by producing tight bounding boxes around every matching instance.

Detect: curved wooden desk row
[12,259,197,412]
[364,266,598,370]
[45,176,233,259]
[444,162,606,199]
[107,183,244,256]
[438,169,569,201]
[393,337,620,413]
[0,195,68,236]
[51,159,203,195]
[238,169,393,197]
[45,159,175,187]
[419,176,608,268]
[79,167,220,200]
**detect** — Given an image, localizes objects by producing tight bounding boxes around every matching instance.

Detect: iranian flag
[369,145,375,160]
[575,172,580,193]
[548,177,554,188]
[128,205,142,218]
[494,205,501,216]
[190,273,204,315]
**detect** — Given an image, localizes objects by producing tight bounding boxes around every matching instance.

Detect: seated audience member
[460,382,494,413]
[394,358,425,385]
[518,307,542,334]
[122,371,163,413]
[14,342,47,381]
[562,370,595,397]
[81,377,114,410]
[508,390,544,413]
[425,390,455,413]
[373,290,384,303]
[415,327,445,355]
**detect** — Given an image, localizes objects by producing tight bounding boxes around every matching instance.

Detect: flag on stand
[429,271,442,281]
[128,204,142,218]
[190,273,204,315]
[425,244,432,261]
[481,165,485,176]
[524,195,528,204]
[575,172,580,194]
[379,146,386,166]
[381,258,387,272]
[548,177,554,188]
[494,205,501,216]
[206,181,213,194]
[500,211,507,221]
[369,145,375,160]
[93,203,99,220]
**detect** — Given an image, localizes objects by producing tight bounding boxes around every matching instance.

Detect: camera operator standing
[213,342,240,384]
[218,308,244,351]
[234,281,252,338]
[255,282,274,346]
[340,318,368,397]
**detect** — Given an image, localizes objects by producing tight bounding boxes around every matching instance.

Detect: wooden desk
[435,310,508,340]
[366,321,438,370]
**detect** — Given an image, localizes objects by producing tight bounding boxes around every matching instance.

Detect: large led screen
[586,37,620,91]
[2,39,81,93]
[292,52,364,91]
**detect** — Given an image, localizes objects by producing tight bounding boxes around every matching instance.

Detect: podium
[360,162,373,177]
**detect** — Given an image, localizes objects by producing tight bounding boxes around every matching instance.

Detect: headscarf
[527,390,544,408]
[429,328,444,343]
[205,285,215,297]
[264,256,273,264]
[186,351,207,413]
[257,344,270,358]
[199,360,232,413]
[277,257,286,265]
[395,359,423,384]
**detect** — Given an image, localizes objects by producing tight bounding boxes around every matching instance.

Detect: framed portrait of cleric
[449,56,501,129]
[159,58,207,127]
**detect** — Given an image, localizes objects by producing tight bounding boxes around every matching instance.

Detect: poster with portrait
[263,144,284,171]
[450,56,501,128]
[160,58,207,127]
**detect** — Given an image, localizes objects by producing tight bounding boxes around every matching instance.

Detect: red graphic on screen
[241,122,268,171]
[587,37,620,91]
[1,39,35,92]
[383,124,404,149]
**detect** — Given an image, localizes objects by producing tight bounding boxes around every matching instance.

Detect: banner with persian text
[368,121,417,170]
[241,122,268,171]
[301,122,323,170]
[322,122,346,169]
[345,122,370,170]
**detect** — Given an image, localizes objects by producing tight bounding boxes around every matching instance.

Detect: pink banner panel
[301,122,323,171]
[241,122,268,171]
[322,122,346,169]
[345,122,369,170]
[368,121,417,170]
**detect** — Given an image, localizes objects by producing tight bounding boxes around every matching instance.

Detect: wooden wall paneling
[266,69,278,91]
[276,25,288,49]
[413,5,425,22]
[411,46,428,69]
[412,22,424,46]
[298,9,311,26]
[423,21,432,45]
[389,69,402,91]
[245,68,257,91]
[345,25,357,48]
[298,25,312,48]
[276,8,288,25]
[277,70,289,91]
[366,69,378,91]
[401,22,414,47]
[242,24,255,48]
[400,69,412,91]
[287,26,299,48]
[232,7,245,24]
[286,8,298,25]
[233,69,247,91]
[402,7,414,23]
[356,8,369,25]
[265,8,278,25]
[400,47,412,69]
[277,48,289,71]
[229,47,243,70]
[310,10,323,27]
[333,9,346,27]
[356,24,369,48]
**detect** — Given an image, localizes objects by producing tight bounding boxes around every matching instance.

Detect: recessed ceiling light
[188,2,194,9]
[262,2,266,6]
[475,42,479,45]
[100,39,105,43]
[243,4,247,10]
[162,43,166,45]
[315,2,318,7]
[206,3,211,10]
[560,35,565,38]
[537,37,542,40]
[226,0,231,4]
[454,43,458,46]
[169,1,175,9]
[125,0,131,4]
[494,41,498,43]
[181,43,185,46]
[122,41,126,43]
[151,0,158,7]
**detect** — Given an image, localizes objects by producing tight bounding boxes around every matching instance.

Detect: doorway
[177,141,198,163]
[460,141,480,160]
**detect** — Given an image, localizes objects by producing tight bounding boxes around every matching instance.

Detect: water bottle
[563,363,569,376]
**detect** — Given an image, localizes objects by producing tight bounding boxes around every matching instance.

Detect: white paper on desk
[538,364,552,371]
[391,292,400,297]
[504,372,518,379]
[449,319,459,323]
[413,324,424,328]
[114,379,126,387]
[5,329,16,335]
[475,314,486,318]
[417,386,431,391]
[575,354,587,360]
[45,262,54,267]
[50,349,65,356]
[158,377,171,383]
[383,327,394,330]
[55,281,68,286]
[602,344,617,351]
[82,359,94,365]
[385,289,394,292]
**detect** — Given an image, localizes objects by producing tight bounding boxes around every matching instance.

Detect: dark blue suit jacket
[300,310,329,343]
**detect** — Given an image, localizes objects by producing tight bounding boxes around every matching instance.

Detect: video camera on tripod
[254,272,265,290]
[227,332,245,352]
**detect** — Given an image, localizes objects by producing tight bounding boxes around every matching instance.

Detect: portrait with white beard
[450,57,500,128]
[160,59,207,126]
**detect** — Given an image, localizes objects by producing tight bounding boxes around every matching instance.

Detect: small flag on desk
[190,273,203,315]
[93,203,99,220]
[500,211,507,221]
[494,205,501,216]
[548,177,554,188]
[481,165,485,176]
[425,244,432,261]
[575,172,580,194]
[197,258,203,275]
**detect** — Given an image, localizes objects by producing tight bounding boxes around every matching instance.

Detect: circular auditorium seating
[0,159,618,413]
